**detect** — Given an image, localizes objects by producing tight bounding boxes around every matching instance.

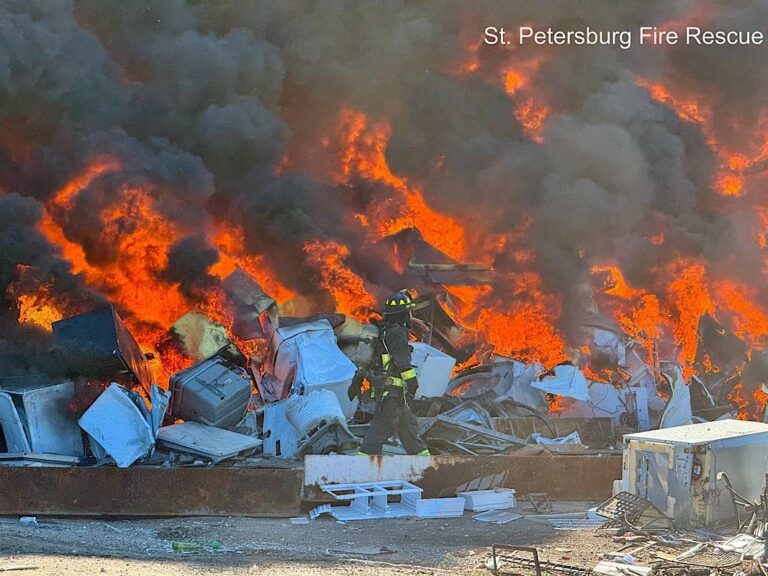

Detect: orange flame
[335,109,467,261]
[712,281,768,345]
[303,239,377,319]
[16,293,63,331]
[667,261,714,377]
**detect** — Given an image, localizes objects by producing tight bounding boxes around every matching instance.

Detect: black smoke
[0,0,766,360]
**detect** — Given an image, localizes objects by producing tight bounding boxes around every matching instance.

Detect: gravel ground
[0,501,678,575]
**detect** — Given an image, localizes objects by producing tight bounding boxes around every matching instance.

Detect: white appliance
[410,342,456,399]
[623,419,768,529]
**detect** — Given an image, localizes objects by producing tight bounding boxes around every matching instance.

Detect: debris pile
[4,258,768,470]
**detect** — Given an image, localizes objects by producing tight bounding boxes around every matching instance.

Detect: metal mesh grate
[595,492,653,523]
[674,544,742,569]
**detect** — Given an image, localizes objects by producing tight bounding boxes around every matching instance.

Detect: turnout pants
[359,392,427,455]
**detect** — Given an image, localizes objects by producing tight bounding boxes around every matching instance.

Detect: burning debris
[1,254,765,471]
[2,5,768,555]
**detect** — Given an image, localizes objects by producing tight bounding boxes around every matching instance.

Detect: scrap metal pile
[488,419,768,576]
[2,264,767,468]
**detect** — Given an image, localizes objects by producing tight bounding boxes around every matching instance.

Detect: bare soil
[0,501,659,575]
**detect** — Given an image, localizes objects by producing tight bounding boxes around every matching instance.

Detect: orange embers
[334,108,467,261]
[633,78,708,124]
[303,239,376,320]
[546,393,575,414]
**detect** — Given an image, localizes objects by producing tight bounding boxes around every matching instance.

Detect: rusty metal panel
[0,467,303,518]
[304,455,621,501]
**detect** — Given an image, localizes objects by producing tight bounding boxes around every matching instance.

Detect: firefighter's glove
[348,369,365,401]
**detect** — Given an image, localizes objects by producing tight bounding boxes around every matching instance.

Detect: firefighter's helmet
[383,290,416,316]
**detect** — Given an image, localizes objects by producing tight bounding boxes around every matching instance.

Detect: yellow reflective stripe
[386,376,406,388]
[381,353,391,369]
[400,368,417,380]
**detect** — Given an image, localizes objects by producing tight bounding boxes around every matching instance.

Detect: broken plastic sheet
[660,365,692,428]
[78,383,154,467]
[531,364,590,402]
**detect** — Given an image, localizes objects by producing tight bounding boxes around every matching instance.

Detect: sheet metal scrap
[474,510,523,524]
[421,402,527,455]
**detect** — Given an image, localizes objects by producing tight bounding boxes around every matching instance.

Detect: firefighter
[357,290,430,456]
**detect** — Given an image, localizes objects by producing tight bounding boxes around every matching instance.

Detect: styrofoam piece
[457,487,516,512]
[156,421,262,461]
[78,383,154,468]
[290,517,310,525]
[309,504,332,520]
[0,392,31,453]
[472,510,523,524]
[410,342,456,399]
[415,497,465,518]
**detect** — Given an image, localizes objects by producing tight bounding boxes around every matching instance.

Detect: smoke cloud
[1,0,767,363]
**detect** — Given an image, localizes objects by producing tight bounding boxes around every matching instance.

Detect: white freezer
[623,419,768,529]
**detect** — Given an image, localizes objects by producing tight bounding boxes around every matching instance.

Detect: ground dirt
[0,500,728,575]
